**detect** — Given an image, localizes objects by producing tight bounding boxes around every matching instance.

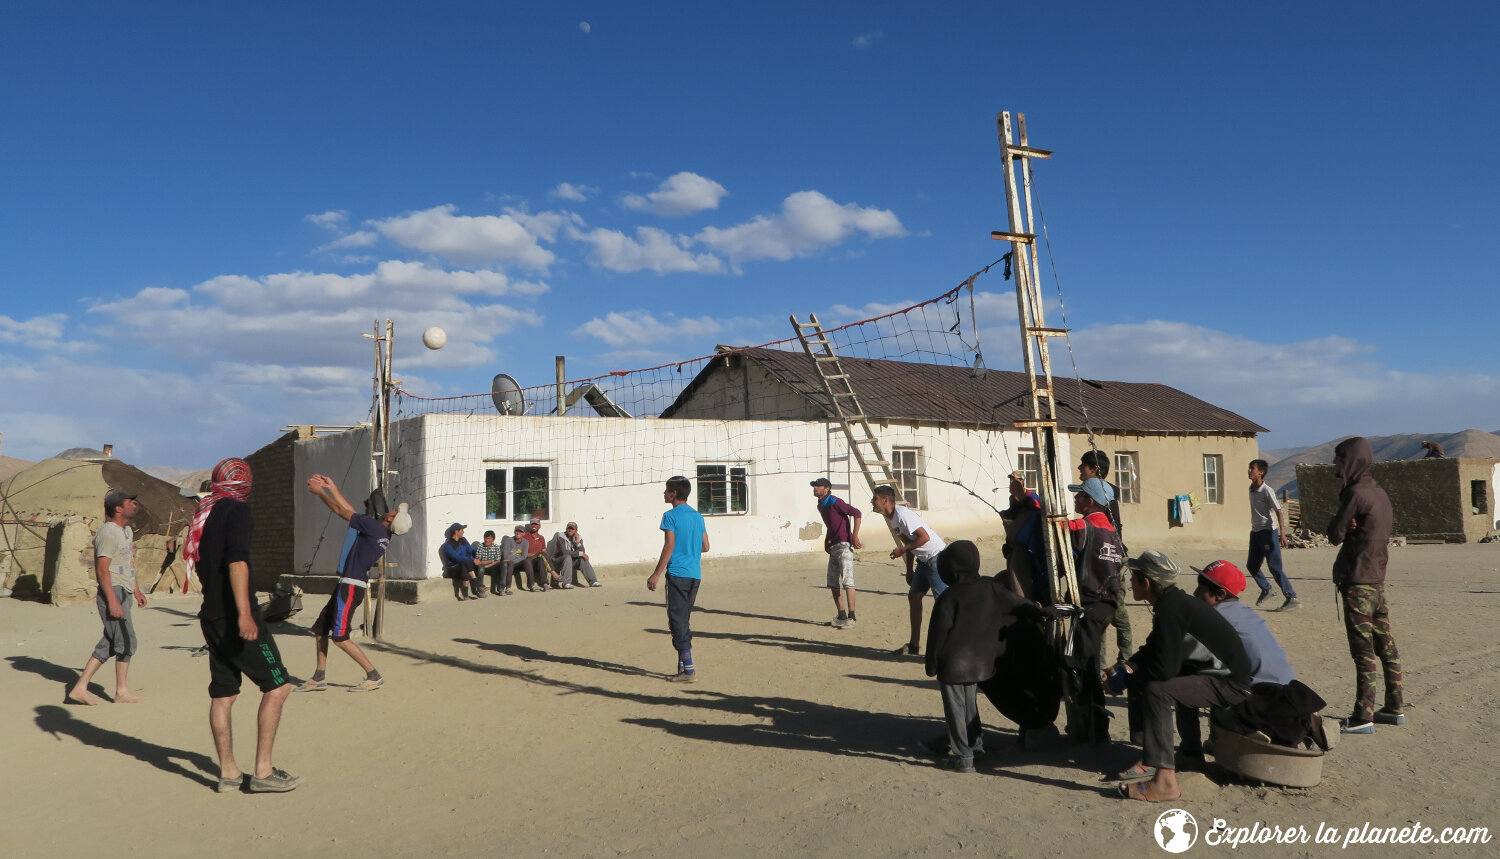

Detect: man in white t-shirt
[1247,459,1299,611]
[872,484,947,656]
[68,490,147,705]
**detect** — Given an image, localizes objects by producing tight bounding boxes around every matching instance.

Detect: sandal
[1104,765,1155,783]
[891,643,920,656]
[1119,781,1180,802]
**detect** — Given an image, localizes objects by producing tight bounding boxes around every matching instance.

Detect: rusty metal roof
[720,347,1266,434]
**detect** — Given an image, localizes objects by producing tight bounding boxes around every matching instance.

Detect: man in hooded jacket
[1327,436,1405,734]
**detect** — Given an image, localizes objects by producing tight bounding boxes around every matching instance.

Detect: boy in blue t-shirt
[646,475,710,682]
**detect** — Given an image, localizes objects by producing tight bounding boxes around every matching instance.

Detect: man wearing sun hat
[1105,549,1251,803]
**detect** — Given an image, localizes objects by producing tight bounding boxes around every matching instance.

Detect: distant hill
[0,455,35,483]
[1262,429,1500,498]
[141,465,214,495]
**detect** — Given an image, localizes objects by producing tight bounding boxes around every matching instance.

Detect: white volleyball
[422,326,447,350]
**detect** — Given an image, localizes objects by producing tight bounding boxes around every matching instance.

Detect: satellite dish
[491,373,525,415]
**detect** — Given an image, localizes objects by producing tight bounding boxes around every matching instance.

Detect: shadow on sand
[34,705,217,789]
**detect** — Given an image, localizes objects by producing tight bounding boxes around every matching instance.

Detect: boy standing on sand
[811,477,863,628]
[1247,459,1300,611]
[647,475,709,682]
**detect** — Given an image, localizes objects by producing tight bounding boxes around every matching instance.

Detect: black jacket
[1131,586,1252,687]
[925,570,1031,684]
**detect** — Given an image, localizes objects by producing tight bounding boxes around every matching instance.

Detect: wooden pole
[555,356,567,416]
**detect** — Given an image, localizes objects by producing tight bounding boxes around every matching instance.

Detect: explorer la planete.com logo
[1154,809,1198,853]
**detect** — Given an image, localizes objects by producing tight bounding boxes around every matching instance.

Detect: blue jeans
[907,557,947,597]
[665,574,700,654]
[1247,529,1295,598]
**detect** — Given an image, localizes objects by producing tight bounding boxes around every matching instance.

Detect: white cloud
[0,313,71,349]
[305,210,348,230]
[574,310,722,350]
[569,225,726,275]
[314,230,379,254]
[371,205,556,269]
[853,31,884,48]
[621,172,729,217]
[579,21,591,33]
[550,182,597,202]
[695,190,906,268]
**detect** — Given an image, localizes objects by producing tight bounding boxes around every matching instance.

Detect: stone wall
[1296,457,1498,543]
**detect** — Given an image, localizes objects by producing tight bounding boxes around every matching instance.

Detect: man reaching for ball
[298,474,411,692]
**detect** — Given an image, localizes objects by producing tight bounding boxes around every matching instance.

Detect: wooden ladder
[790,313,901,498]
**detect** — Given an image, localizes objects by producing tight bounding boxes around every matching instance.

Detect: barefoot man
[69,490,147,705]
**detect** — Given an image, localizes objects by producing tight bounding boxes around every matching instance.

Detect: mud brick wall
[245,430,306,590]
[1297,458,1480,542]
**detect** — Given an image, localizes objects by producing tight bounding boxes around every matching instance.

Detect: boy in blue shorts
[647,475,710,682]
[299,474,410,692]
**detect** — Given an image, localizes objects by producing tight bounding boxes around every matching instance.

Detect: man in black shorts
[186,457,300,794]
[297,474,409,692]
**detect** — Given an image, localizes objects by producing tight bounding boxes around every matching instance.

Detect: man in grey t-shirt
[68,490,148,705]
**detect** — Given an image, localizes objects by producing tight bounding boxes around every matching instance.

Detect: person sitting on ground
[548,522,601,588]
[439,523,480,600]
[922,540,1033,773]
[1104,550,1252,803]
[523,519,559,590]
[501,525,537,592]
[474,530,510,595]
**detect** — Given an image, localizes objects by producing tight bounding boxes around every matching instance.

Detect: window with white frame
[892,447,923,508]
[1016,450,1040,493]
[696,463,749,515]
[1113,452,1139,503]
[485,464,552,521]
[1202,454,1224,504]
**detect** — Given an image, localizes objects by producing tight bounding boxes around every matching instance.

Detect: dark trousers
[1067,598,1116,741]
[1127,674,1248,770]
[940,682,984,765]
[666,574,700,654]
[1247,529,1296,597]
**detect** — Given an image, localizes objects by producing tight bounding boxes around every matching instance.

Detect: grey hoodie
[1327,436,1393,586]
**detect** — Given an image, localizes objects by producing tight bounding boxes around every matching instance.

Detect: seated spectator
[1104,549,1251,802]
[474,530,510,596]
[500,525,536,592]
[523,519,559,590]
[439,523,480,601]
[548,522,601,588]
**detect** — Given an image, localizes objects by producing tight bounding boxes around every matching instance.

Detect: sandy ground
[2,542,1497,858]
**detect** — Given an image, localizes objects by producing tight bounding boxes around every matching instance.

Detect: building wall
[1295,458,1499,542]
[293,414,1038,580]
[664,356,822,421]
[244,429,308,589]
[1069,432,1261,547]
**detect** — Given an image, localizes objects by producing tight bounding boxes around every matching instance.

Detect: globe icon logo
[1154,808,1198,853]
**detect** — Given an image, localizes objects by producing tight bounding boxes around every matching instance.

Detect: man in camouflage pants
[1326,437,1404,734]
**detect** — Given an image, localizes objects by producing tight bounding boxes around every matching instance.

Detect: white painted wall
[292,414,1039,579]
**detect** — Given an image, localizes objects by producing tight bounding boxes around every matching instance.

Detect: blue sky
[2,2,1497,468]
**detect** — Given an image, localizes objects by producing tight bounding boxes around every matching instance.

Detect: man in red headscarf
[188,458,301,793]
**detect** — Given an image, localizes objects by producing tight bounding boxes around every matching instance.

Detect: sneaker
[1256,588,1274,607]
[590,581,604,587]
[504,588,515,595]
[667,671,697,683]
[1279,597,1303,612]
[1373,709,1406,726]
[294,679,328,693]
[1340,718,1375,735]
[843,617,857,628]
[891,643,920,657]
[247,768,303,793]
[350,678,384,692]
[831,616,849,629]
[937,756,975,774]
[560,583,574,590]
[216,774,248,794]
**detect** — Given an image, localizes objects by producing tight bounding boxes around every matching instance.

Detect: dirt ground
[2,542,1496,858]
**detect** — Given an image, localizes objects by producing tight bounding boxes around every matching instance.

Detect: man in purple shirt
[812,478,864,628]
